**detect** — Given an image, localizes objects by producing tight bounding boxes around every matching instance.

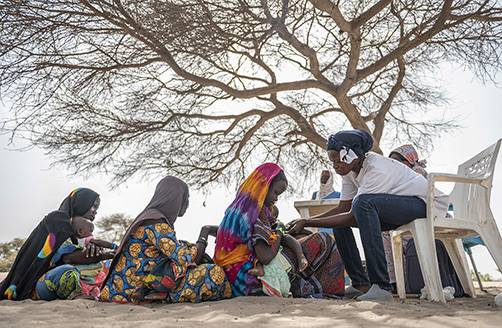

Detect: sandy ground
[0,272,501,328]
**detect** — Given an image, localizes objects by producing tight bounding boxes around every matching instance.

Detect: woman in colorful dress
[0,188,105,300]
[100,176,232,303]
[214,163,345,298]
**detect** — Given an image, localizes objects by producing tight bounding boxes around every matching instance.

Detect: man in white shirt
[287,130,448,302]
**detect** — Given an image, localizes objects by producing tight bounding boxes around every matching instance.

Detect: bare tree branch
[0,0,500,190]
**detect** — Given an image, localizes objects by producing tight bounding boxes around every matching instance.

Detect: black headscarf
[58,188,100,221]
[0,188,99,300]
[327,129,374,155]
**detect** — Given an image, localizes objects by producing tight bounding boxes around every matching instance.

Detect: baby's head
[271,205,279,222]
[72,215,94,238]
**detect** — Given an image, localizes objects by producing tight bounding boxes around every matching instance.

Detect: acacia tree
[1,0,501,189]
[94,213,134,244]
[0,238,25,271]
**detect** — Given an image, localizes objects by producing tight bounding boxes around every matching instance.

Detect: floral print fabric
[100,222,231,303]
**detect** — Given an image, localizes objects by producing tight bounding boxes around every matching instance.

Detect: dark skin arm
[194,225,218,265]
[89,239,114,249]
[61,244,115,265]
[287,200,355,235]
[253,233,283,265]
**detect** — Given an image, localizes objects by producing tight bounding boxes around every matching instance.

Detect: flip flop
[356,284,395,302]
[344,285,365,299]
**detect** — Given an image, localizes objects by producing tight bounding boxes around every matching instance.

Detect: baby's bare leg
[248,262,265,276]
[282,234,308,273]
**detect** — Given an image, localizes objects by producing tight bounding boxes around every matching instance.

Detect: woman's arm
[61,246,114,265]
[287,200,354,234]
[194,225,218,265]
[253,233,283,265]
[311,200,353,219]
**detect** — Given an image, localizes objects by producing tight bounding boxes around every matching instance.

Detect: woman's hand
[202,225,219,238]
[273,220,286,230]
[194,225,218,265]
[286,219,306,235]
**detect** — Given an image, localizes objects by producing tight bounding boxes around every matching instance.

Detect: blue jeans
[332,194,426,291]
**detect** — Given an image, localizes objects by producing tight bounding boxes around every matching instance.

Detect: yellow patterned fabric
[100,222,231,303]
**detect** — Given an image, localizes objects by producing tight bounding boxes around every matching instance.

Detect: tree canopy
[0,238,25,271]
[1,0,501,189]
[94,213,134,243]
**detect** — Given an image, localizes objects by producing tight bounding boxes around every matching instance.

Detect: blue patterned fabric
[100,222,232,303]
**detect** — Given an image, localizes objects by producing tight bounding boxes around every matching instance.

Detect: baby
[72,216,116,298]
[72,215,117,250]
[249,205,308,277]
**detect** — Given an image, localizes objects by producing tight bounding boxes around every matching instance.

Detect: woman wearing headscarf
[287,130,449,301]
[382,144,428,287]
[214,163,345,298]
[100,176,231,303]
[389,144,428,178]
[312,170,341,200]
[0,188,104,300]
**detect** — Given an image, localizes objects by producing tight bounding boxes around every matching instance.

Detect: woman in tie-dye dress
[100,176,231,304]
[214,163,345,298]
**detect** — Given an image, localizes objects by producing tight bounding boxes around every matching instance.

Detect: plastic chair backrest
[449,139,501,224]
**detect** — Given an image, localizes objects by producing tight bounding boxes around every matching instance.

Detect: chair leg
[392,232,406,299]
[477,221,502,273]
[412,220,445,302]
[468,251,485,292]
[441,238,476,297]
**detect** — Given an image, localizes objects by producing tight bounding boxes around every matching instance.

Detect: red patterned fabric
[81,270,106,299]
[254,210,345,297]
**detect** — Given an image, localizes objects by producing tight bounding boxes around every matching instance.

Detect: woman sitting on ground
[214,163,345,298]
[0,188,109,300]
[100,176,232,303]
[287,130,449,301]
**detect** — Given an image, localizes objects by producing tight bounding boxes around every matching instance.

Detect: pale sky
[0,67,501,279]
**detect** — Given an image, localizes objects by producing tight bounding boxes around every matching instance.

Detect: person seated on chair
[287,130,449,302]
[312,170,341,200]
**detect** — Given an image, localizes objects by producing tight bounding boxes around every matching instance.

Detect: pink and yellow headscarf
[214,163,283,296]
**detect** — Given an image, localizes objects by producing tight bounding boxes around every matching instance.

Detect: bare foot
[297,255,308,273]
[129,290,143,300]
[248,264,265,277]
[144,292,166,300]
[355,285,371,293]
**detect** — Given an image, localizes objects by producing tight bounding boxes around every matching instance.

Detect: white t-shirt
[340,152,449,217]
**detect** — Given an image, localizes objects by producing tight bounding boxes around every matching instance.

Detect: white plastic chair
[391,139,502,302]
